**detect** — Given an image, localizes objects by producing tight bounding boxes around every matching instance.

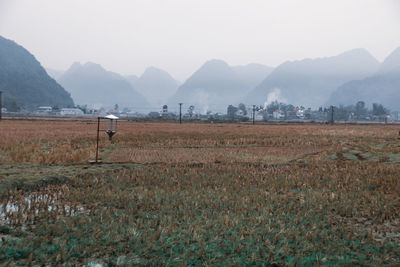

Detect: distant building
[60,108,84,116]
[255,112,264,121]
[273,110,284,119]
[37,106,52,113]
[296,109,304,119]
[235,109,245,117]
[162,105,168,114]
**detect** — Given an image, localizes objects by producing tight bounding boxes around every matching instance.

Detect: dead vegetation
[0,120,399,265]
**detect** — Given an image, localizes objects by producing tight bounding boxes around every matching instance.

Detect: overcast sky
[0,0,399,81]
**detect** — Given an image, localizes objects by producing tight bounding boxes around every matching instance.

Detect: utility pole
[252,105,256,125]
[330,105,334,125]
[179,103,183,124]
[0,91,2,121]
[95,117,100,163]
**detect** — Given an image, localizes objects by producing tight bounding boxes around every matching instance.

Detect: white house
[296,109,305,119]
[37,106,52,113]
[273,110,284,119]
[60,108,84,116]
[255,112,264,121]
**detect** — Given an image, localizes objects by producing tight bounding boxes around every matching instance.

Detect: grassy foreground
[0,120,399,265]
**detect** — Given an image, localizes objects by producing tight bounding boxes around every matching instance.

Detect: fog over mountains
[0,36,74,111]
[57,62,149,109]
[245,49,380,108]
[378,47,400,74]
[124,75,139,86]
[1,33,399,113]
[231,64,274,92]
[169,60,244,112]
[328,48,400,110]
[45,68,64,80]
[169,60,273,112]
[126,67,180,107]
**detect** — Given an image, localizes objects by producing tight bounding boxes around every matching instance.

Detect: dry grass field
[0,119,399,265]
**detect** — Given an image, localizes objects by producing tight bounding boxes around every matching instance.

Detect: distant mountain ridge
[46,68,64,80]
[169,59,272,112]
[6,40,394,113]
[231,63,274,92]
[245,49,380,108]
[124,74,139,86]
[126,67,180,107]
[58,62,149,108]
[0,35,74,111]
[328,47,400,111]
[378,47,400,74]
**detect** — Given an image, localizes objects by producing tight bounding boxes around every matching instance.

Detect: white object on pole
[104,114,119,120]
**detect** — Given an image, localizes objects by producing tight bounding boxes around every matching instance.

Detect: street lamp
[94,114,119,163]
[105,114,118,141]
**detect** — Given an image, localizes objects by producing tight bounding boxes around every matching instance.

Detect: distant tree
[148,111,160,118]
[227,105,238,119]
[77,104,87,114]
[334,105,352,121]
[188,105,195,118]
[238,103,247,115]
[266,101,280,114]
[114,104,119,111]
[355,101,367,119]
[372,103,388,116]
[285,104,295,112]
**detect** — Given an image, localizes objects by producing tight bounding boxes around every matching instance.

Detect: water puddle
[0,191,86,225]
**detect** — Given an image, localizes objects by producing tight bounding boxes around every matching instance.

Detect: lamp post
[105,114,118,140]
[94,114,119,163]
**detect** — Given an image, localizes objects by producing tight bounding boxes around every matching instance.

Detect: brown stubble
[0,120,399,265]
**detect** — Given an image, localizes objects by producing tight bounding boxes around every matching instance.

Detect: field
[0,119,399,266]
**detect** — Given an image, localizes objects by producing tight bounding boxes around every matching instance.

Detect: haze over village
[1,0,399,122]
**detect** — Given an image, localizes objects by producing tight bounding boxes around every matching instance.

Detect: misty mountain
[245,49,380,108]
[124,74,139,85]
[231,63,273,91]
[169,59,272,113]
[0,35,74,111]
[328,47,400,111]
[169,59,245,113]
[58,62,149,108]
[127,67,180,107]
[377,47,400,74]
[46,68,64,80]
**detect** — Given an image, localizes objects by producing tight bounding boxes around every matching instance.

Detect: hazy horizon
[1,0,399,81]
